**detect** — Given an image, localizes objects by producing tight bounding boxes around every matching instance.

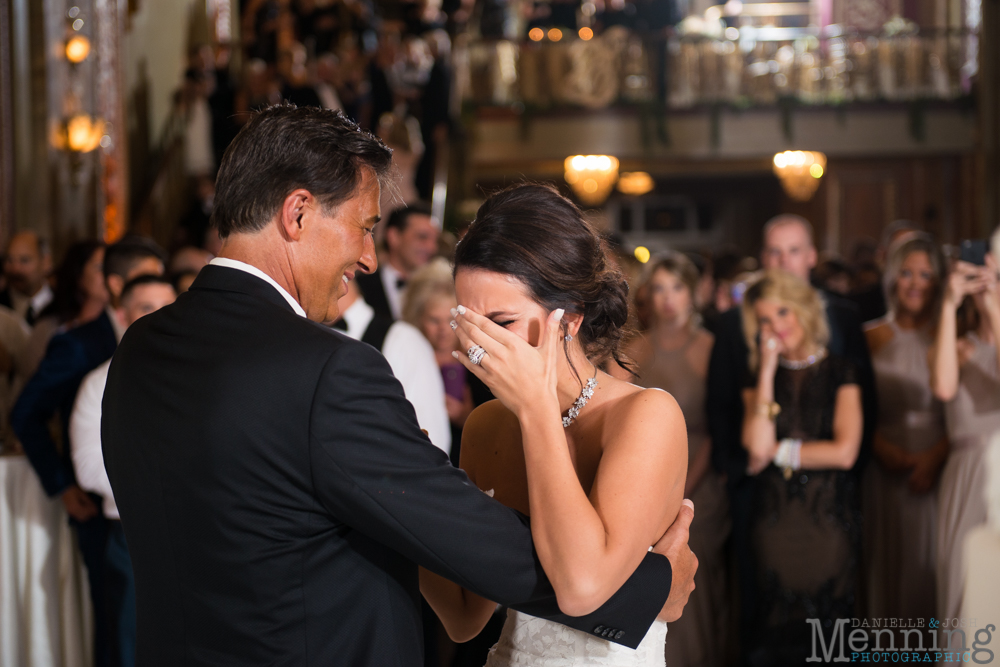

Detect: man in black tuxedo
[706,214,876,656]
[102,105,696,667]
[356,202,439,320]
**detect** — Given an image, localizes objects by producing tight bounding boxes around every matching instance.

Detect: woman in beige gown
[616,252,730,667]
[930,251,1000,638]
[864,235,947,623]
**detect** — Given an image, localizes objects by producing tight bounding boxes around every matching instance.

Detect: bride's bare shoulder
[605,378,686,442]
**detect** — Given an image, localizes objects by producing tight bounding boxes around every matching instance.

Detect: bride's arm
[418,407,500,642]
[454,309,687,617]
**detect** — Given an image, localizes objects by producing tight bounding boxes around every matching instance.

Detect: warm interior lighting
[617,171,655,196]
[528,27,544,41]
[579,27,594,40]
[547,28,563,41]
[66,114,105,152]
[772,150,827,201]
[634,246,651,263]
[65,35,91,63]
[564,155,619,206]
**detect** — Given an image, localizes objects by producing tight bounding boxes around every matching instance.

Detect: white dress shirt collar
[30,283,53,315]
[379,261,405,320]
[340,296,374,341]
[107,306,126,343]
[209,257,307,318]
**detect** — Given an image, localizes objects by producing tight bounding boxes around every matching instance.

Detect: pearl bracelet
[775,438,802,472]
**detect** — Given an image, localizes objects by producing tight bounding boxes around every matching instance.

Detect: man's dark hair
[121,274,175,304]
[384,202,432,234]
[212,104,393,239]
[104,237,167,280]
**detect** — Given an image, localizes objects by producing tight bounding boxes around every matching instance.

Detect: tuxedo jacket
[706,291,877,486]
[102,266,671,667]
[13,310,117,497]
[355,269,394,321]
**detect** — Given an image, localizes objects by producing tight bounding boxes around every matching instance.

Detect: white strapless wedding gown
[484,609,668,667]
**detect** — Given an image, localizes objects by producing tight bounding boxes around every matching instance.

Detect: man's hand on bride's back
[653,499,697,623]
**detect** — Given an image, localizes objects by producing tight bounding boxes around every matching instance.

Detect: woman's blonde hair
[741,270,830,370]
[401,257,456,327]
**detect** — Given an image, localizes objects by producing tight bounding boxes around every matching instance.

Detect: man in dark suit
[706,214,876,657]
[12,239,165,667]
[102,105,696,667]
[356,202,439,320]
[0,230,53,326]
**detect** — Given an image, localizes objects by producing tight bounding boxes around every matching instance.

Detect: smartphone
[959,239,988,266]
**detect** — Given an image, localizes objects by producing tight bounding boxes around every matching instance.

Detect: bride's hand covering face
[419,183,692,629]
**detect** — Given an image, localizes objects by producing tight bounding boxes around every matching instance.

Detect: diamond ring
[467,344,486,365]
[766,339,777,351]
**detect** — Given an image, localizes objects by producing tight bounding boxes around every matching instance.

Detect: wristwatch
[755,401,781,420]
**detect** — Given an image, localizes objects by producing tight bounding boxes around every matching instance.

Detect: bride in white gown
[419,184,693,667]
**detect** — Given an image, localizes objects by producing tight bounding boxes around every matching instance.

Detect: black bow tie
[396,277,407,290]
[331,318,348,331]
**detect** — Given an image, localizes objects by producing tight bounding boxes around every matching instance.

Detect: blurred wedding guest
[169,246,213,276]
[0,304,89,667]
[314,53,344,112]
[612,252,731,667]
[334,278,450,455]
[21,241,108,381]
[930,246,1000,632]
[814,257,854,296]
[182,68,215,179]
[741,271,864,665]
[70,275,177,667]
[356,203,439,320]
[851,220,922,323]
[0,231,53,326]
[403,258,492,466]
[707,215,874,653]
[863,234,947,624]
[11,238,164,667]
[376,109,424,215]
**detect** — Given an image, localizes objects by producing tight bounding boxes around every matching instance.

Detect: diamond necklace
[778,346,828,370]
[563,367,599,428]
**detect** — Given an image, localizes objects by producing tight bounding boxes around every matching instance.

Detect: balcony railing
[457,25,977,111]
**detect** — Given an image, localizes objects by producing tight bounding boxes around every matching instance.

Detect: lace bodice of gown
[484,610,668,667]
[872,319,946,453]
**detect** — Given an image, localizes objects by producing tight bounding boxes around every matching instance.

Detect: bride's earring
[564,334,573,342]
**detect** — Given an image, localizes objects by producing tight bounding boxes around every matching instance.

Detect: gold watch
[755,402,781,420]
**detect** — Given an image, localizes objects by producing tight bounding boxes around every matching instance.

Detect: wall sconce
[564,155,619,206]
[617,171,654,196]
[66,35,91,63]
[773,151,826,201]
[66,114,105,152]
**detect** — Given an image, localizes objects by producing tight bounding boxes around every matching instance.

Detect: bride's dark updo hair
[454,183,632,373]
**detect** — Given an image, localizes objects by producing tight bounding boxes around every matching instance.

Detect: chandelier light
[66,114,105,152]
[617,171,654,196]
[564,155,619,206]
[65,35,91,63]
[773,151,827,201]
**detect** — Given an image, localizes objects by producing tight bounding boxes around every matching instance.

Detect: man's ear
[106,275,125,302]
[385,226,400,252]
[279,189,313,241]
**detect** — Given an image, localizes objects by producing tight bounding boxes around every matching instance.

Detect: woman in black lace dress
[741,271,864,666]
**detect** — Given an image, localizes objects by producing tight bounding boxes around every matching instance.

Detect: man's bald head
[4,231,52,297]
[761,215,817,282]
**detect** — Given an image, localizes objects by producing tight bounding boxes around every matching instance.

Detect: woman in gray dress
[614,252,731,667]
[930,247,1000,633]
[863,234,947,623]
